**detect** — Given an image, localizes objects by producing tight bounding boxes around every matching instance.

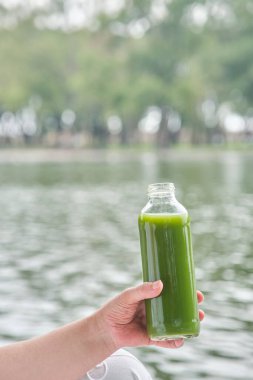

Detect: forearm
[0,313,115,380]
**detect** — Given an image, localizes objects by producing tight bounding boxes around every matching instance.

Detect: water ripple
[0,153,252,379]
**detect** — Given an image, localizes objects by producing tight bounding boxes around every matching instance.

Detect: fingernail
[174,339,184,348]
[152,280,161,289]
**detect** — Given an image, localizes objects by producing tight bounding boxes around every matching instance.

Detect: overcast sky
[0,0,125,13]
[0,0,127,31]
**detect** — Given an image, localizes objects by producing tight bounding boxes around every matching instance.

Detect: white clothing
[82,349,152,380]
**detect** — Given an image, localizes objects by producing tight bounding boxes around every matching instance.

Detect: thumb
[121,281,163,305]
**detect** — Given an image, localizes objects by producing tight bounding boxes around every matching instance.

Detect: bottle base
[150,333,199,341]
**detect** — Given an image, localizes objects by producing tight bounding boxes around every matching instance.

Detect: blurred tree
[0,0,252,146]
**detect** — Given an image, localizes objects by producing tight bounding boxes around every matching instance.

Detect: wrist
[92,309,118,354]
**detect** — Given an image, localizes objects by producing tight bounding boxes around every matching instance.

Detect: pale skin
[0,280,204,380]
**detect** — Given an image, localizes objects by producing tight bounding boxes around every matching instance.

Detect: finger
[122,281,163,304]
[136,302,146,319]
[197,291,204,304]
[199,309,205,321]
[134,304,147,328]
[150,338,184,349]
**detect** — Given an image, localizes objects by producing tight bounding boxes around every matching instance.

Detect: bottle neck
[148,183,176,203]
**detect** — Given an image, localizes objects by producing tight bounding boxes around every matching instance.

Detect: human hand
[96,281,204,351]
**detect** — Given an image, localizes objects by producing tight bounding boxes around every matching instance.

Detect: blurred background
[0,1,253,379]
[0,0,253,146]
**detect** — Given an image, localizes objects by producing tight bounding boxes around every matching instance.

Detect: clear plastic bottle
[138,183,200,340]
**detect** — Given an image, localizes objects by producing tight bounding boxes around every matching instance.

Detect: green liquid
[138,212,200,340]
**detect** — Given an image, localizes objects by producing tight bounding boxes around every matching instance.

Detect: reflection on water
[0,151,253,379]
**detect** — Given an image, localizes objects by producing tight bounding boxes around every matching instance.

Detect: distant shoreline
[0,146,252,164]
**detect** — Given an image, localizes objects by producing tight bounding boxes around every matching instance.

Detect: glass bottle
[138,183,200,340]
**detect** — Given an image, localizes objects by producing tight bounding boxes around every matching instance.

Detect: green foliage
[0,0,252,144]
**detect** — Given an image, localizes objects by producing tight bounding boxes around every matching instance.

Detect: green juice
[138,212,200,340]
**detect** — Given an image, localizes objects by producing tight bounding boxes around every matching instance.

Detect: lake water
[0,150,253,379]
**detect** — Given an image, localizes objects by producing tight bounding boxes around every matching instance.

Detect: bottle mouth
[148,182,175,198]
